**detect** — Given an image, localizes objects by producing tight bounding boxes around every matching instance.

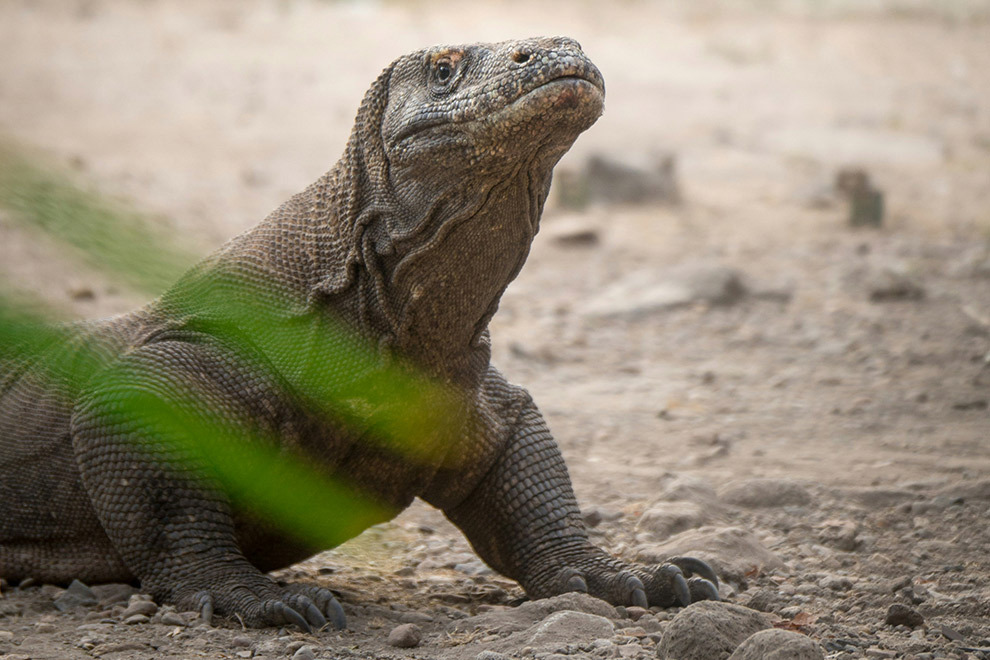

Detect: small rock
[90,583,137,606]
[836,167,884,228]
[637,501,708,538]
[867,268,924,302]
[625,606,649,621]
[728,628,826,659]
[34,622,57,633]
[232,635,253,648]
[0,630,14,642]
[818,520,860,551]
[387,623,422,648]
[657,601,773,660]
[477,652,510,660]
[235,651,253,659]
[818,575,854,591]
[884,603,924,628]
[124,614,149,624]
[291,644,317,660]
[122,599,158,618]
[528,610,614,647]
[53,579,98,612]
[399,610,434,624]
[718,479,811,508]
[161,611,186,626]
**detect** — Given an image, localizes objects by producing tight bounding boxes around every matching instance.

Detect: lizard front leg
[432,375,719,608]
[71,339,344,631]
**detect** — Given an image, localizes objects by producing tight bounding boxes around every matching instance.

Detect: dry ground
[1,1,989,659]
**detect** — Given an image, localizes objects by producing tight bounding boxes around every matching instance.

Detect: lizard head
[382,37,605,173]
[351,37,604,234]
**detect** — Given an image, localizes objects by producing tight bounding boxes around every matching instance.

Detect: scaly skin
[0,37,718,630]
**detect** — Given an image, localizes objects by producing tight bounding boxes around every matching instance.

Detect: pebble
[884,603,925,628]
[728,628,826,659]
[53,579,98,612]
[477,652,510,660]
[0,630,14,642]
[232,635,253,648]
[122,599,158,618]
[34,622,57,633]
[124,613,149,624]
[657,601,773,660]
[291,644,317,660]
[387,623,422,648]
[161,612,187,626]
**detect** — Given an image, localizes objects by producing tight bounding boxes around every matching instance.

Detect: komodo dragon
[0,37,719,631]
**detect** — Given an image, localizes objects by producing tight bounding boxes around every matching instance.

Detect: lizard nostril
[512,50,531,64]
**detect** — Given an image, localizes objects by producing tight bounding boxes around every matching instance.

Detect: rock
[292,644,317,660]
[232,635,253,648]
[53,579,98,612]
[727,628,826,659]
[884,603,924,628]
[399,610,434,624]
[818,520,860,551]
[451,592,617,635]
[835,167,884,228]
[637,526,785,585]
[818,575,854,591]
[121,599,158,618]
[744,588,780,612]
[866,268,924,302]
[387,623,422,648]
[477,652,510,660]
[528,610,614,647]
[555,151,681,209]
[90,583,137,606]
[637,501,708,538]
[584,264,747,317]
[123,614,149,624]
[34,621,56,633]
[544,215,601,247]
[718,479,812,508]
[657,601,773,660]
[656,475,722,509]
[161,611,187,626]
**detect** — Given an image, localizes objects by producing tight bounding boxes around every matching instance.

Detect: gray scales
[0,37,719,631]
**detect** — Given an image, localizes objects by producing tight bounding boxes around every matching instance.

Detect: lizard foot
[552,555,720,608]
[178,579,346,632]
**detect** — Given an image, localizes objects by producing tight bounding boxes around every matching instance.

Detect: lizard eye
[435,60,453,83]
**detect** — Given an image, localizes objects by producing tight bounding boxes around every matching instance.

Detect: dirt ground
[1,1,990,659]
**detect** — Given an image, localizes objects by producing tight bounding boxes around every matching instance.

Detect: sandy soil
[1,1,989,658]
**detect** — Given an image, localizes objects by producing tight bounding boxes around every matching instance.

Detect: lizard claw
[194,591,215,626]
[689,577,720,603]
[272,600,311,633]
[658,564,691,606]
[668,556,719,589]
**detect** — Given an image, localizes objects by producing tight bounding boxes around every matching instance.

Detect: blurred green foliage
[0,143,463,550]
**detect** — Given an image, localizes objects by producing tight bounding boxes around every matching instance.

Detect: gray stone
[583,264,747,318]
[884,603,924,628]
[727,628,825,659]
[123,614,149,624]
[657,601,773,660]
[637,501,708,538]
[528,610,614,647]
[476,652,510,660]
[160,611,186,626]
[450,592,617,635]
[818,520,860,552]
[291,644,317,660]
[53,579,98,612]
[718,479,811,508]
[387,623,422,648]
[121,599,158,618]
